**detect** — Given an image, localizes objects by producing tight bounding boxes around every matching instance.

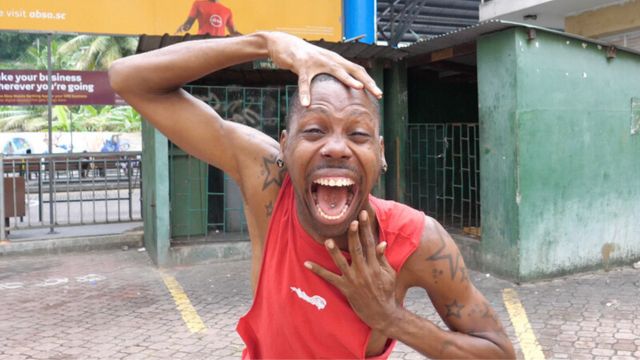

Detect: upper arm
[401,216,510,344]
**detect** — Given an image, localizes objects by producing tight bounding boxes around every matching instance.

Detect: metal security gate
[406,123,480,232]
[169,85,296,241]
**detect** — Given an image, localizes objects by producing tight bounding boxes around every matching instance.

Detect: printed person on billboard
[109,32,515,358]
[176,0,240,36]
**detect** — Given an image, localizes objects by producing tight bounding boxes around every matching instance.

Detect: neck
[296,200,380,251]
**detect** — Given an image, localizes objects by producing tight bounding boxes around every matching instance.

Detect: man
[176,0,240,36]
[109,32,515,359]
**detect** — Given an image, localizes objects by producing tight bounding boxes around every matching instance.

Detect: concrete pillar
[141,119,171,266]
[383,60,407,203]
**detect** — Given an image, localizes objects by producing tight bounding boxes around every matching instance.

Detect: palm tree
[57,35,138,70]
[0,106,48,132]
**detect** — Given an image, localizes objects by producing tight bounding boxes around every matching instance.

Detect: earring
[381,164,388,174]
[276,157,285,168]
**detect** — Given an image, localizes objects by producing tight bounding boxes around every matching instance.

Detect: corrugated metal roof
[136,34,407,62]
[377,0,480,44]
[403,20,640,58]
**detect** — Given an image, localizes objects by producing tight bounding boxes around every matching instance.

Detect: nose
[320,134,352,160]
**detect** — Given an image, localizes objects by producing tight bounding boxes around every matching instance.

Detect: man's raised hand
[304,211,399,332]
[264,32,383,106]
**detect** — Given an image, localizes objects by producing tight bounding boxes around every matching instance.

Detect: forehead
[289,79,380,128]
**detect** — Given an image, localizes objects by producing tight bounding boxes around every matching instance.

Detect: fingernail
[350,221,358,231]
[325,239,334,249]
[379,241,387,251]
[301,94,309,106]
[360,211,368,222]
[304,261,312,269]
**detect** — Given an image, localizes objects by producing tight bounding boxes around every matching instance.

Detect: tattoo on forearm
[265,201,273,217]
[445,299,464,318]
[426,235,468,282]
[261,154,286,191]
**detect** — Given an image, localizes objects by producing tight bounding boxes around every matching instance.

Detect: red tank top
[237,175,425,359]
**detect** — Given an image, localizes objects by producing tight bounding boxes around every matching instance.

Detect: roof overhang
[403,19,640,68]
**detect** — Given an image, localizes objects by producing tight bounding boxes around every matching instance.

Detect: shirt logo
[209,14,223,27]
[290,286,327,310]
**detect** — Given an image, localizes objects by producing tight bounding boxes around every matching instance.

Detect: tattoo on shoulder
[445,299,464,318]
[426,234,468,282]
[261,154,286,191]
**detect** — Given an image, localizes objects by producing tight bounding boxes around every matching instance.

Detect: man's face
[281,79,385,239]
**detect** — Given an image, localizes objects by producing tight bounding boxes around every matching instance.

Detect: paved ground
[0,249,638,359]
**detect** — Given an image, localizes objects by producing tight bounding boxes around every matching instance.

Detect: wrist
[251,31,272,59]
[376,305,407,338]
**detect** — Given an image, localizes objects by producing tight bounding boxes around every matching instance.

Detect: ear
[379,135,387,168]
[279,130,288,154]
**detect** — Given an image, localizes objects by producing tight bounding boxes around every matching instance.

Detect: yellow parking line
[502,288,545,360]
[161,273,207,334]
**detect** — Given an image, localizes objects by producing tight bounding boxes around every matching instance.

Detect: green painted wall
[477,29,521,279]
[478,28,640,280]
[514,29,640,279]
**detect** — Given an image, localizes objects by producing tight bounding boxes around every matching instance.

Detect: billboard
[0,70,117,106]
[0,0,343,41]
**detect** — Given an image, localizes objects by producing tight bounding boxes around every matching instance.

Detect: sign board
[0,0,342,41]
[0,70,116,105]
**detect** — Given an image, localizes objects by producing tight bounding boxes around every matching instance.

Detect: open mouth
[310,177,356,222]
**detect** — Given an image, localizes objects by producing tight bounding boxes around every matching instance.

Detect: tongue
[316,185,349,217]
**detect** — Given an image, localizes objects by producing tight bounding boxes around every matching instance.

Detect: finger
[349,64,383,98]
[331,68,364,91]
[304,261,342,287]
[347,221,366,269]
[325,239,352,276]
[376,241,393,270]
[297,72,311,107]
[358,210,377,267]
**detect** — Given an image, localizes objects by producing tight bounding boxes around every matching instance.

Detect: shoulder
[371,198,425,271]
[371,197,425,238]
[400,215,470,289]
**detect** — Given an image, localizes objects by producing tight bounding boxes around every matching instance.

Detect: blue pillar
[343,0,376,44]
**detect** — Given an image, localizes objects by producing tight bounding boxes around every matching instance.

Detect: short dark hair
[285,74,381,130]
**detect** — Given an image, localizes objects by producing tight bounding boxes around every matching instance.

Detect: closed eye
[350,131,372,142]
[303,128,324,134]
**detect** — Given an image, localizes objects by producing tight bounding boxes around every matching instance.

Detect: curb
[0,231,144,257]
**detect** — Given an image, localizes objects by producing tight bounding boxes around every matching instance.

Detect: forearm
[109,33,269,96]
[385,309,515,359]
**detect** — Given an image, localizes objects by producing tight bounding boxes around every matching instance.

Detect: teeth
[313,177,354,187]
[316,204,349,220]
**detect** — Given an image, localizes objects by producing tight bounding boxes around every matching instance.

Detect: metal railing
[1,152,142,237]
[407,123,481,231]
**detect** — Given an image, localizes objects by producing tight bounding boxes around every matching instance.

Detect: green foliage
[0,105,142,133]
[0,106,48,131]
[57,35,138,70]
